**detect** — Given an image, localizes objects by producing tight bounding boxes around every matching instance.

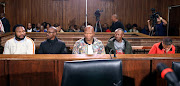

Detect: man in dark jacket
[38,26,67,54]
[105,28,132,54]
[110,14,125,32]
[0,13,10,33]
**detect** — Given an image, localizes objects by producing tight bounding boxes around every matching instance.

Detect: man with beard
[72,25,105,54]
[38,26,67,54]
[3,24,35,54]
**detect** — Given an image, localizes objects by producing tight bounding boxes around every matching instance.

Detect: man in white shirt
[26,23,34,32]
[3,24,35,54]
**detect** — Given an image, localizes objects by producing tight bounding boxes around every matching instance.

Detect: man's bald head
[115,28,124,34]
[49,26,57,32]
[84,25,94,32]
[84,25,95,42]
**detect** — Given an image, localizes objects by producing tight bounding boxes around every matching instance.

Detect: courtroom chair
[172,62,180,80]
[61,59,123,86]
[168,62,180,86]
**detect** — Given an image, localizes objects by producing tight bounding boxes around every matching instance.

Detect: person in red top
[148,37,175,54]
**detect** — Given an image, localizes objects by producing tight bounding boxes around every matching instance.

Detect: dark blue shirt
[154,22,166,36]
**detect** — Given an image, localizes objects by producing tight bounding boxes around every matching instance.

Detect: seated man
[148,37,175,54]
[105,28,132,54]
[72,25,105,54]
[3,24,35,54]
[38,26,67,54]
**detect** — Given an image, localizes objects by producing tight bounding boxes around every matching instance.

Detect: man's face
[111,15,116,22]
[157,17,161,22]
[27,23,32,29]
[46,28,56,40]
[37,23,41,28]
[84,28,95,41]
[115,30,124,42]
[162,43,172,50]
[15,27,26,40]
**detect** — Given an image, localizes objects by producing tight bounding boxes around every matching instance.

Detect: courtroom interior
[0,0,180,86]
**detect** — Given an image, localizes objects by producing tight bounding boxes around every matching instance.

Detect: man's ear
[122,34,124,37]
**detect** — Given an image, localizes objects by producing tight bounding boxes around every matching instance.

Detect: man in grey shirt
[105,28,132,54]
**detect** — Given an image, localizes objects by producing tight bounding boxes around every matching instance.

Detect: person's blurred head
[74,25,78,30]
[0,13,5,19]
[111,14,118,22]
[132,24,138,29]
[42,22,47,28]
[102,23,109,28]
[115,28,124,42]
[27,23,32,29]
[46,23,51,29]
[84,25,95,42]
[162,37,173,50]
[46,26,57,40]
[40,25,44,32]
[13,24,26,41]
[36,23,41,29]
[69,25,74,29]
[80,26,85,32]
[54,24,62,32]
[125,23,132,30]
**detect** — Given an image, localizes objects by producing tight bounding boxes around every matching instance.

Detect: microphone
[157,63,180,86]
[109,49,116,59]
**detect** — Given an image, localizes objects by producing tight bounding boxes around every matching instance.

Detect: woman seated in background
[54,24,64,32]
[128,24,139,33]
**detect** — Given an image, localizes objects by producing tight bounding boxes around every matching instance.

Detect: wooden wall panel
[0,61,6,86]
[8,61,57,86]
[4,0,179,31]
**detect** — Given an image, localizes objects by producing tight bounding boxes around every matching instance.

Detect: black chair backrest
[61,59,123,86]
[172,62,180,81]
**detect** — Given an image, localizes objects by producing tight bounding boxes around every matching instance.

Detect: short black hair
[163,37,172,45]
[132,24,138,28]
[13,24,25,32]
[53,24,59,27]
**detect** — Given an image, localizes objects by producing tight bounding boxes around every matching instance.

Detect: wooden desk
[0,54,180,86]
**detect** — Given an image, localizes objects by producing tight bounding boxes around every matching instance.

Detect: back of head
[49,26,57,32]
[84,25,94,32]
[132,24,138,28]
[163,37,172,45]
[53,24,60,27]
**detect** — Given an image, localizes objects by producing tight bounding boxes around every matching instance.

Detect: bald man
[38,26,67,54]
[105,28,132,54]
[110,14,125,32]
[72,25,105,54]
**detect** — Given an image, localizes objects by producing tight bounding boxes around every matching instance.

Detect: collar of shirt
[84,38,94,45]
[14,37,25,43]
[1,17,5,20]
[27,28,32,32]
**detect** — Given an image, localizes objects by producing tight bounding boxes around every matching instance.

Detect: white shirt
[87,44,93,54]
[3,37,35,54]
[27,28,33,32]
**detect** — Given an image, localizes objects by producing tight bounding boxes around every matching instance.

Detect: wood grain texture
[3,0,180,31]
[0,54,180,86]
